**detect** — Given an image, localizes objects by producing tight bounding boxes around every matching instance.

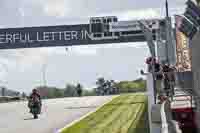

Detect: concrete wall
[191,32,200,132]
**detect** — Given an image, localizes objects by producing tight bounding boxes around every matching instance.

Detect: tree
[36,86,64,99]
[105,80,112,95]
[96,77,105,86]
[110,80,119,94]
[96,77,106,95]
[83,89,96,96]
[15,92,20,97]
[54,88,64,98]
[114,78,146,93]
[22,92,27,98]
[76,83,83,97]
[95,78,120,95]
[64,84,76,97]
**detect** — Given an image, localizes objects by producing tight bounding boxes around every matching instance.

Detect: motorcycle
[28,97,41,119]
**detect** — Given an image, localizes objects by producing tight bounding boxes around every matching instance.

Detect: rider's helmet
[32,89,37,94]
[31,89,40,102]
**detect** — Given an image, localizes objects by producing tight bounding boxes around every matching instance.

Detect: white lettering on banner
[13,33,20,43]
[81,30,84,40]
[82,30,93,40]
[0,30,94,45]
[0,34,5,43]
[58,31,62,41]
[6,34,12,43]
[43,32,50,41]
[36,32,43,42]
[64,31,71,40]
[51,32,57,41]
[27,33,34,43]
[19,33,26,43]
[71,31,78,40]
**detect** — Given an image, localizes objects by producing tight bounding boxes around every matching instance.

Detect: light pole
[165,0,170,64]
[42,62,47,87]
[165,0,175,65]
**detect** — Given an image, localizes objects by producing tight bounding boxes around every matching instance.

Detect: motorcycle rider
[28,89,42,114]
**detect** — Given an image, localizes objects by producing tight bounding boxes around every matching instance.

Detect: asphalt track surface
[0,96,113,133]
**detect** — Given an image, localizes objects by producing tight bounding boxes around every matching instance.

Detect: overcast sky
[0,0,186,93]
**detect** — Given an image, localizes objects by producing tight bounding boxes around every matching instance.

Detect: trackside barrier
[161,100,182,133]
[147,73,182,133]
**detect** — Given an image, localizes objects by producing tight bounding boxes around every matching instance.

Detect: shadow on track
[24,118,35,120]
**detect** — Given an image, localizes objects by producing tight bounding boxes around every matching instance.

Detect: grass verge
[61,93,149,133]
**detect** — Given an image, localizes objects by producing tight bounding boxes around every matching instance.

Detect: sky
[0,0,186,93]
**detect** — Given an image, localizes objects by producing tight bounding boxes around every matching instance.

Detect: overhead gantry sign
[0,16,161,49]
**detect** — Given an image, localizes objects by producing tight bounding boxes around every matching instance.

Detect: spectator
[168,66,176,96]
[162,64,171,96]
[146,57,153,72]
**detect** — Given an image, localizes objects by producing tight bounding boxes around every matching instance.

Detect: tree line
[33,77,146,99]
[36,83,86,99]
[0,78,146,100]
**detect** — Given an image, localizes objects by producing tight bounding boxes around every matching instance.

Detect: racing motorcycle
[28,96,41,119]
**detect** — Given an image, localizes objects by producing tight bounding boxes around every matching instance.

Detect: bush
[115,78,146,93]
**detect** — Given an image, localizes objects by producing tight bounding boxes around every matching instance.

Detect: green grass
[61,93,149,133]
[116,79,146,93]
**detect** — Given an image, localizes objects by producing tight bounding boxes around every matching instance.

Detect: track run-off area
[61,93,148,133]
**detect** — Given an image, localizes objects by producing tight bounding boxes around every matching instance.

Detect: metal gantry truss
[138,21,156,57]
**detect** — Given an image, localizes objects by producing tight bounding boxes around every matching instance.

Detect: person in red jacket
[28,89,41,114]
[30,89,41,100]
